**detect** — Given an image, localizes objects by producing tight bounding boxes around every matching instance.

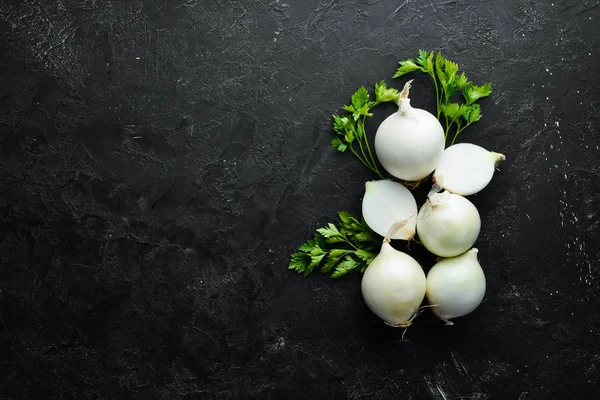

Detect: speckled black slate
[0,0,599,399]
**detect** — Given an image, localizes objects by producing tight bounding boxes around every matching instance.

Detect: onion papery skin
[361,242,426,327]
[416,191,481,257]
[426,248,486,325]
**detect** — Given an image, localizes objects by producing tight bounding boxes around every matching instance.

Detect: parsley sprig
[289,212,380,278]
[393,50,492,145]
[331,81,401,179]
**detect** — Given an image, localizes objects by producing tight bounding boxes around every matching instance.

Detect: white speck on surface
[270,337,286,351]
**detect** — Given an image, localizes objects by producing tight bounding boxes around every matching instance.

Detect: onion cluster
[360,82,505,327]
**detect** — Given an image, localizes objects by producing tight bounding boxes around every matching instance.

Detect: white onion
[426,248,486,325]
[374,80,445,181]
[433,143,506,196]
[362,180,417,240]
[361,219,426,327]
[416,191,480,257]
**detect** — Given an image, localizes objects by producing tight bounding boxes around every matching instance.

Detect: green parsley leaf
[354,232,373,242]
[456,72,469,89]
[344,130,354,144]
[338,211,353,226]
[289,252,311,275]
[444,59,459,84]
[463,82,492,105]
[393,60,420,78]
[332,255,358,279]
[332,114,344,132]
[298,238,317,253]
[355,249,374,263]
[308,253,326,274]
[375,80,401,103]
[394,50,493,144]
[329,81,400,178]
[416,49,434,73]
[321,250,349,273]
[441,103,468,120]
[358,104,372,118]
[317,223,340,238]
[315,234,326,249]
[465,103,482,124]
[331,137,348,152]
[288,212,380,278]
[351,86,370,110]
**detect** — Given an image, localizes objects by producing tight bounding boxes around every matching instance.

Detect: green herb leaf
[298,238,317,253]
[308,253,325,273]
[344,131,354,144]
[315,234,326,249]
[375,80,401,103]
[444,59,459,84]
[332,255,358,279]
[289,252,312,275]
[351,86,370,110]
[394,50,493,143]
[331,137,348,152]
[441,103,468,120]
[416,49,434,72]
[465,103,482,124]
[355,249,375,263]
[330,80,400,179]
[321,250,349,273]
[435,52,446,88]
[464,82,492,105]
[353,232,372,242]
[288,212,380,278]
[393,60,420,78]
[332,114,344,132]
[317,223,341,238]
[456,72,469,89]
[338,211,353,226]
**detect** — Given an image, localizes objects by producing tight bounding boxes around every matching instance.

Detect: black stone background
[0,0,599,398]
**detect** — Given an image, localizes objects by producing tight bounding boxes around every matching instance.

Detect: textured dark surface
[0,0,599,398]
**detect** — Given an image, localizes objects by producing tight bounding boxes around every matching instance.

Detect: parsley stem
[444,115,450,141]
[350,148,384,179]
[431,72,441,118]
[342,235,360,251]
[355,124,372,169]
[361,112,380,177]
[445,115,460,141]
[451,123,468,145]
